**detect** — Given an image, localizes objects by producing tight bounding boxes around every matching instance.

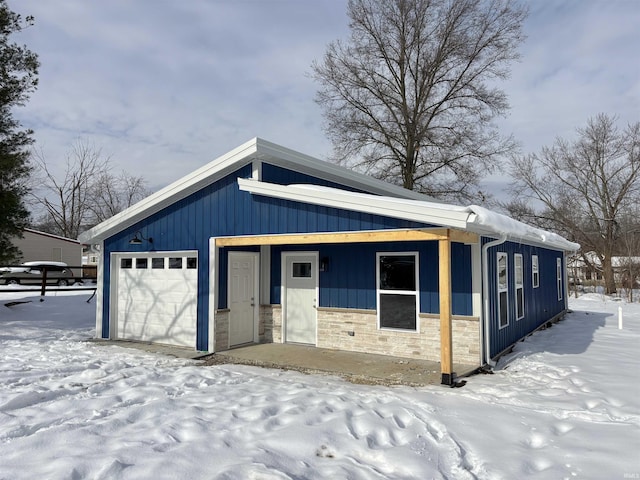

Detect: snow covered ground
[0,290,638,479]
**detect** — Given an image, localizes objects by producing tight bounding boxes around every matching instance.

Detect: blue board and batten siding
[259,241,471,315]
[484,238,566,357]
[101,163,456,350]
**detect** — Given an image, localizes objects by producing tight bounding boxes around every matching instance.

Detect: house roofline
[79,138,431,244]
[238,179,580,252]
[23,228,81,245]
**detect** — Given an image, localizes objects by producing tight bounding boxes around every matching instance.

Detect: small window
[557,257,563,301]
[515,254,524,320]
[532,255,539,288]
[186,257,197,269]
[292,262,311,278]
[152,257,165,269]
[121,258,132,269]
[497,252,508,328]
[377,253,418,331]
[169,257,182,269]
[136,258,148,269]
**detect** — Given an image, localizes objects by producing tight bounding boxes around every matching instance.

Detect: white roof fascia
[237,178,472,229]
[79,138,432,244]
[238,179,580,252]
[79,139,261,243]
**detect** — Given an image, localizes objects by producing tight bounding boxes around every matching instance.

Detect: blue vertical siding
[484,238,566,357]
[262,163,368,192]
[101,163,439,349]
[270,241,472,315]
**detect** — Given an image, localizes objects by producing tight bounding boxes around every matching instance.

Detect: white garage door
[114,252,198,347]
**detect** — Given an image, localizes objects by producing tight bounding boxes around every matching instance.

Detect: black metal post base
[441,373,454,386]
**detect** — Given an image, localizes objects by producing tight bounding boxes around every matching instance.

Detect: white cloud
[6,0,638,200]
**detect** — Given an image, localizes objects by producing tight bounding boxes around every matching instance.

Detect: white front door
[228,252,258,347]
[283,252,318,345]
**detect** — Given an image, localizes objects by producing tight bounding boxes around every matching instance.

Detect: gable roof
[24,228,81,245]
[78,138,430,244]
[78,138,579,252]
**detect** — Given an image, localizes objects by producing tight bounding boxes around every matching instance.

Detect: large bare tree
[32,140,149,238]
[506,114,640,294]
[312,0,526,202]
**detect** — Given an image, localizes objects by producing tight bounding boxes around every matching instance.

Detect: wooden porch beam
[439,230,454,386]
[215,228,478,247]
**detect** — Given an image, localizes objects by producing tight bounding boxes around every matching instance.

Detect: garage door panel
[114,252,198,347]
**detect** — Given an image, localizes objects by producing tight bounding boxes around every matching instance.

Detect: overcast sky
[7,0,640,198]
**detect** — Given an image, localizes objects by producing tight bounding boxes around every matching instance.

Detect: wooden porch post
[439,231,454,385]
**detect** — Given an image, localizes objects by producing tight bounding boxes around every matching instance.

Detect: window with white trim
[377,253,419,331]
[532,255,539,288]
[497,252,508,328]
[515,254,524,320]
[557,257,563,300]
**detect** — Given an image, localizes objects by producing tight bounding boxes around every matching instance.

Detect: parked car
[0,261,79,286]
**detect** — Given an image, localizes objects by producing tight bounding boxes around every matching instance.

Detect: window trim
[557,257,563,301]
[515,253,524,320]
[376,251,420,333]
[532,254,539,288]
[497,252,509,329]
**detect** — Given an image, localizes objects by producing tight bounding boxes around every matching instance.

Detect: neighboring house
[78,138,579,385]
[569,252,640,287]
[11,228,82,273]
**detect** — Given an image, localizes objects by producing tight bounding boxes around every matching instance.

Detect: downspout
[482,234,507,368]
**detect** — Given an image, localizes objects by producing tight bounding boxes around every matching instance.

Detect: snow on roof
[239,180,580,252]
[466,205,579,251]
[78,138,579,252]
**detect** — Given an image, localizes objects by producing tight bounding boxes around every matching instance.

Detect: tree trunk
[602,257,617,295]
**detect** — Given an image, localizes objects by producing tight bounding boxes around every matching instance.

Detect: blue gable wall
[484,238,566,357]
[102,164,437,350]
[262,163,368,192]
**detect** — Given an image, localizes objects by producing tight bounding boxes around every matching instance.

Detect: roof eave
[237,178,472,230]
[78,138,261,243]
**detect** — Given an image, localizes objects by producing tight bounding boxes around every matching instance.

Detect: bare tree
[312,0,526,202]
[32,141,107,239]
[506,114,640,294]
[32,140,149,238]
[88,170,150,223]
[617,209,640,301]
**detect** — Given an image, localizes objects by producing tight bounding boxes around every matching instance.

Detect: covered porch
[210,227,481,385]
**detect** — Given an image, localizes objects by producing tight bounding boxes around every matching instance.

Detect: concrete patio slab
[90,340,479,386]
[204,343,479,387]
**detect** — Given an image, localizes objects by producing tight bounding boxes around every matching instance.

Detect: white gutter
[482,235,507,367]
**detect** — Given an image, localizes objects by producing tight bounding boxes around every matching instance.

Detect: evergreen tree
[0,1,39,264]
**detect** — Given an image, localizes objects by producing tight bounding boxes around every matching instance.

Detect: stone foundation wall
[316,308,480,365]
[217,305,480,365]
[259,304,281,343]
[214,309,229,352]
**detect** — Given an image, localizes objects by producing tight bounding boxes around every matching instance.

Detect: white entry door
[228,252,259,347]
[283,252,318,345]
